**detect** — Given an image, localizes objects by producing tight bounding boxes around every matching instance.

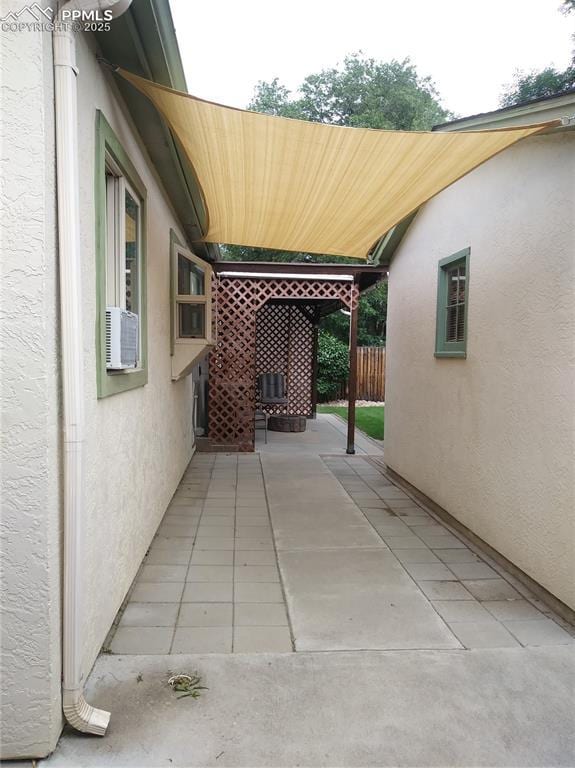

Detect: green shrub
[317,331,349,401]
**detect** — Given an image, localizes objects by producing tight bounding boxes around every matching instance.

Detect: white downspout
[53,0,131,735]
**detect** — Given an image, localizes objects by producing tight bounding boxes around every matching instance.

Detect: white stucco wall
[1,22,197,759]
[0,15,62,759]
[75,35,196,674]
[385,131,575,610]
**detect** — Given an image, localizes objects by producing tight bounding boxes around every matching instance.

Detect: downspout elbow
[62,690,111,736]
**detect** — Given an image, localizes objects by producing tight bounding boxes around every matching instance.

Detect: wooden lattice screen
[256,304,315,418]
[208,276,358,451]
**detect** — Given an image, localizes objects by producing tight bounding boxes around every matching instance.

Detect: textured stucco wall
[1,24,196,759]
[385,132,575,609]
[0,10,62,759]
[75,34,196,676]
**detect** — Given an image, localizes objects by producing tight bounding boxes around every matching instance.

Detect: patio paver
[107,453,292,654]
[106,416,573,657]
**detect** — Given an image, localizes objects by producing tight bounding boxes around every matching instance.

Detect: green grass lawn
[318,405,384,440]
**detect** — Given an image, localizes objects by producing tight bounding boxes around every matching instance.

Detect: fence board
[333,346,385,401]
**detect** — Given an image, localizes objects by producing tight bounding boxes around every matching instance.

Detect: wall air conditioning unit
[105,306,139,370]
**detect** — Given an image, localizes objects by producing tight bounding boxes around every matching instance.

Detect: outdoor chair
[254,409,268,443]
[257,372,288,407]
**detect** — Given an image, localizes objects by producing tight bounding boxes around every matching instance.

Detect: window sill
[97,367,148,398]
[434,350,467,359]
[107,366,144,375]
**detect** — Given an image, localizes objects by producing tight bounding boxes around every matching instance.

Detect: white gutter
[54,0,131,736]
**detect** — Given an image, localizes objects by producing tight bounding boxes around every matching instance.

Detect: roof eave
[94,0,219,262]
[432,88,575,133]
[369,211,418,267]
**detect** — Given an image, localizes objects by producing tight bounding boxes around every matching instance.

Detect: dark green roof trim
[369,211,418,266]
[95,0,219,261]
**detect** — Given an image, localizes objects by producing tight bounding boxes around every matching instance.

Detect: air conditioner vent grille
[105,307,139,370]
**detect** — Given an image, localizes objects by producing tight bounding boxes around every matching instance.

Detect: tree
[500,0,575,106]
[321,282,388,347]
[499,66,575,107]
[248,53,451,130]
[220,244,356,264]
[316,331,349,401]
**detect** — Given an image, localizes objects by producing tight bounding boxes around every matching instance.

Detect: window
[105,162,142,316]
[176,253,206,338]
[435,247,470,358]
[95,111,148,397]
[170,232,213,381]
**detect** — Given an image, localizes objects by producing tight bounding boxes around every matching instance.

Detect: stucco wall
[75,34,196,675]
[1,23,197,759]
[385,131,575,610]
[0,13,62,759]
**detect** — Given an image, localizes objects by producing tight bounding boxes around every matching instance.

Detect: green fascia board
[95,111,149,398]
[94,0,218,262]
[434,247,470,359]
[370,210,418,266]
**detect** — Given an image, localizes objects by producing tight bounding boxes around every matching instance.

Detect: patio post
[346,298,359,454]
[311,324,319,418]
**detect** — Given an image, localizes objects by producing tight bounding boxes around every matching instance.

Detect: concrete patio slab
[262,451,459,650]
[279,547,460,651]
[44,647,575,767]
[255,412,383,456]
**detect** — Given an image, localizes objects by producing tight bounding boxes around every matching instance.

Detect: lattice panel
[256,305,314,417]
[288,307,315,415]
[209,277,358,451]
[256,305,289,417]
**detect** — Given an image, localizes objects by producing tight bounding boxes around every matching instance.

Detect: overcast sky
[170,0,573,118]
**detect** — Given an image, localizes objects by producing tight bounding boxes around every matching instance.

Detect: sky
[170,0,574,118]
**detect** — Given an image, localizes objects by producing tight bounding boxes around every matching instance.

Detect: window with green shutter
[435,248,470,358]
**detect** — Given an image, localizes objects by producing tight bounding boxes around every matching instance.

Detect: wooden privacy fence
[334,346,386,401]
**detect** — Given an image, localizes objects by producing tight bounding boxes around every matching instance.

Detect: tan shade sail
[119,69,556,259]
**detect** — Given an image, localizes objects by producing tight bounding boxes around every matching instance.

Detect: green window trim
[95,110,148,398]
[435,247,470,359]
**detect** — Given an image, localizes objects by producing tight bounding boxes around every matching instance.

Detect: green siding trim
[95,110,149,398]
[434,247,470,359]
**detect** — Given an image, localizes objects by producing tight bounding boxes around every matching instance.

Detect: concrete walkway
[43,416,575,767]
[255,411,383,455]
[264,452,459,651]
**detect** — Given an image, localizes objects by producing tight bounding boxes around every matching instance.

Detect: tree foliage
[220,244,357,265]
[321,283,388,347]
[316,331,349,400]
[499,66,575,107]
[248,53,451,130]
[500,1,575,106]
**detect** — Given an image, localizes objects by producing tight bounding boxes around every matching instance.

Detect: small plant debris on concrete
[167,672,207,700]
